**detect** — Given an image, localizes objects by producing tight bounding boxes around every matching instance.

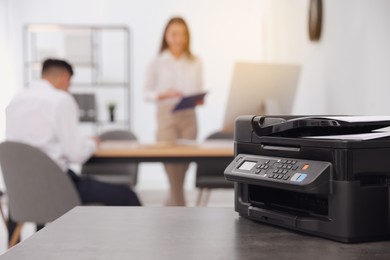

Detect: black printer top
[252,116,390,138]
[233,115,390,149]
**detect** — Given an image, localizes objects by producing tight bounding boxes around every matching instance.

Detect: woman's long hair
[160,17,193,58]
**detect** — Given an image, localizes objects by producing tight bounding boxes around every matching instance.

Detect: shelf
[80,120,129,125]
[26,61,96,68]
[71,83,130,87]
[24,24,132,132]
[98,120,128,124]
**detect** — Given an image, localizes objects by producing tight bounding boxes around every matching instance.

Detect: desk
[89,140,234,163]
[2,207,390,260]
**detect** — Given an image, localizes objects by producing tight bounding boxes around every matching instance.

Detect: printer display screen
[239,161,257,171]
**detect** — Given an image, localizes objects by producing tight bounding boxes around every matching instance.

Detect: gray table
[2,207,390,260]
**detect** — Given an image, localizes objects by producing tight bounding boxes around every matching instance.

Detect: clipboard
[172,92,207,112]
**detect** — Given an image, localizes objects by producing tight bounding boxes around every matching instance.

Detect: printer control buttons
[283,176,290,180]
[264,160,270,164]
[255,170,261,174]
[258,164,270,170]
[292,165,299,171]
[291,173,307,182]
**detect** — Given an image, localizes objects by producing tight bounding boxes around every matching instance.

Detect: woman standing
[144,17,203,206]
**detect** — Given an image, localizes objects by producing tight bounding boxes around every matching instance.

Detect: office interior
[1,0,390,255]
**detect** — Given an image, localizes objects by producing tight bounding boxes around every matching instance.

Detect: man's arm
[55,95,97,164]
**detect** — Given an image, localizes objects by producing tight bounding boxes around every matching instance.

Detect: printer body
[225,115,390,242]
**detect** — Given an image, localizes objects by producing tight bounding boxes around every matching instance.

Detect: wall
[1,0,311,140]
[293,0,390,115]
[0,0,17,141]
[4,1,390,189]
[0,0,17,190]
[2,0,306,190]
[2,0,270,141]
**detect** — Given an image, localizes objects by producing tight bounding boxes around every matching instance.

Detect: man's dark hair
[41,59,74,76]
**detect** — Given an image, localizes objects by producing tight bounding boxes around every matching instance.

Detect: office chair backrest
[0,141,81,224]
[100,130,137,141]
[195,131,234,189]
[82,130,138,186]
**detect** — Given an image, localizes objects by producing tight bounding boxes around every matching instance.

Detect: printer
[224,115,390,242]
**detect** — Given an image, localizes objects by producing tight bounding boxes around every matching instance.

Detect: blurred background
[1,0,390,251]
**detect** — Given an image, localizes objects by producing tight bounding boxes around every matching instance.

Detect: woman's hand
[158,88,183,100]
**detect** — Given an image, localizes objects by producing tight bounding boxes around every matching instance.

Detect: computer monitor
[223,62,301,132]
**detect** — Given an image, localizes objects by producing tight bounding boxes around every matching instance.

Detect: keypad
[230,154,330,186]
[267,159,303,181]
[238,157,306,182]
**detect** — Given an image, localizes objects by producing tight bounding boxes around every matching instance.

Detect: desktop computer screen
[223,62,301,131]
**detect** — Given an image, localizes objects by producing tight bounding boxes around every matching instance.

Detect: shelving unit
[24,24,131,134]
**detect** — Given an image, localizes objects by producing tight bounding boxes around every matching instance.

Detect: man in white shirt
[6,59,141,207]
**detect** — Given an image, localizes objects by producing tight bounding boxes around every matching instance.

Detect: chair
[0,190,7,227]
[81,130,138,187]
[195,131,234,206]
[0,141,81,248]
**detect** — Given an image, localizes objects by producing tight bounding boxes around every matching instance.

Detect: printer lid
[252,116,390,138]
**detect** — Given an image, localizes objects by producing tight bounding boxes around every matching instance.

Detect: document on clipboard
[172,92,207,112]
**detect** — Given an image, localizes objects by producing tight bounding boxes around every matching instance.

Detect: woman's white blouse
[144,50,203,102]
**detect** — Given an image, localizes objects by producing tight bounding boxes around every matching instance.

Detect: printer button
[277,175,283,179]
[291,160,297,164]
[283,176,290,180]
[268,174,274,178]
[286,160,292,164]
[255,170,261,174]
[256,165,261,169]
[282,170,288,174]
[291,173,307,182]
[286,165,292,169]
[292,166,299,171]
[263,165,269,169]
[264,160,270,164]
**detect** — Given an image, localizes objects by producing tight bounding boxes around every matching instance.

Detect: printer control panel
[225,154,331,188]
